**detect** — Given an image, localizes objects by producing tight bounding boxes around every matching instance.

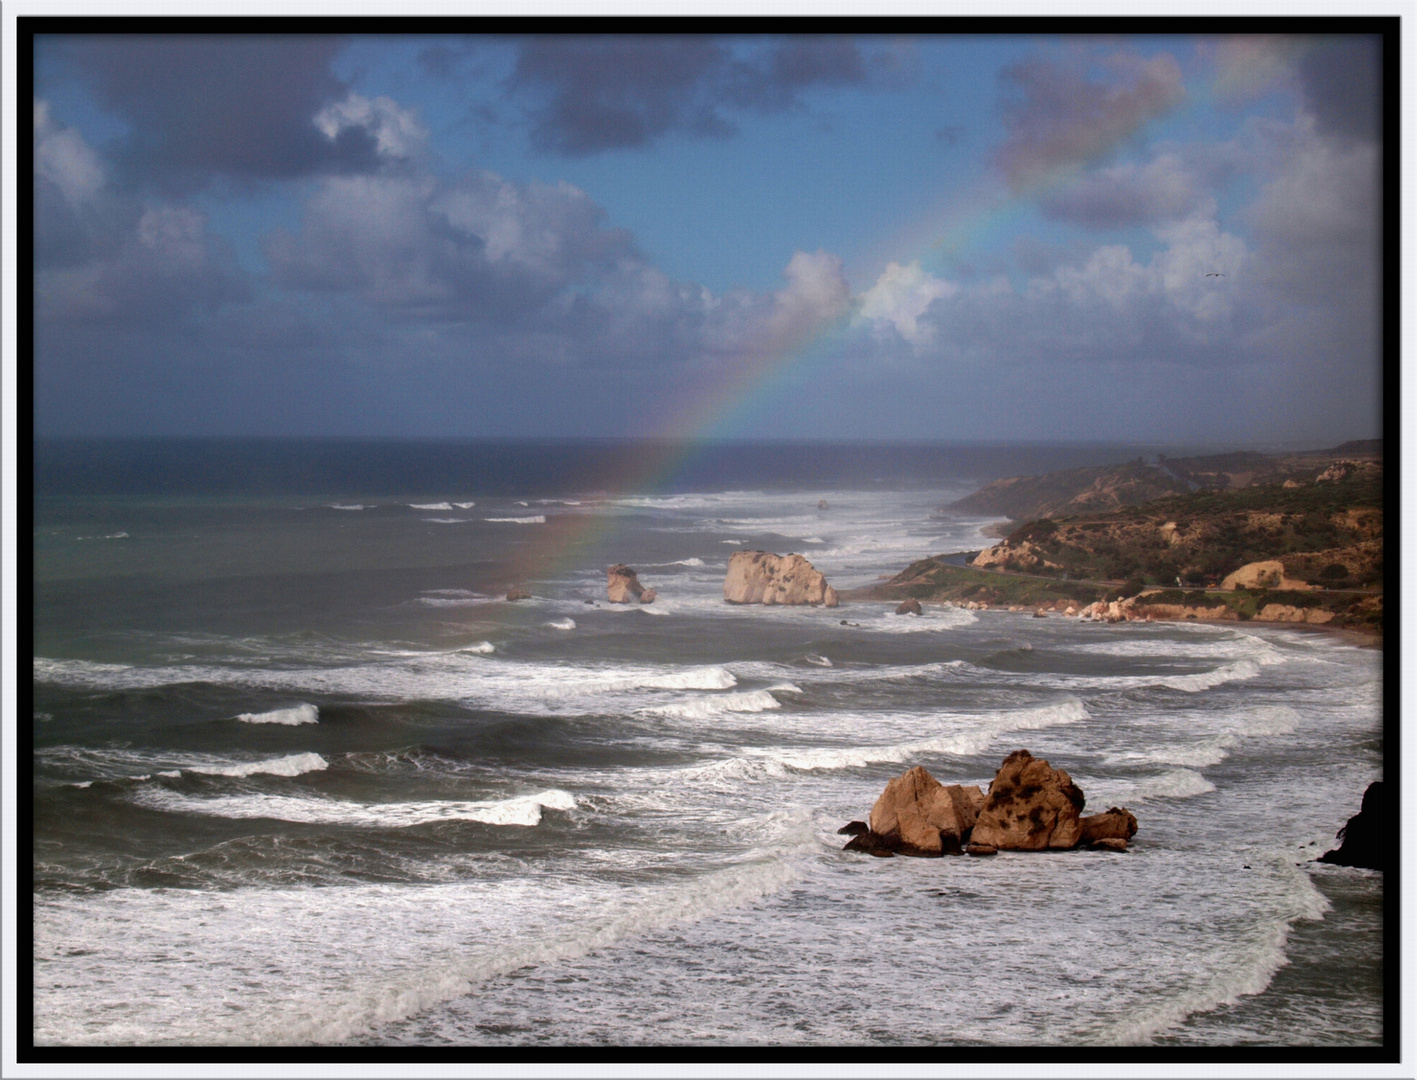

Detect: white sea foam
[800,537,825,544]
[132,787,576,829]
[75,531,128,541]
[545,618,576,631]
[766,683,803,694]
[486,515,545,524]
[185,753,329,779]
[463,642,495,655]
[328,504,365,511]
[453,502,477,509]
[805,655,832,667]
[236,704,319,726]
[669,558,705,567]
[421,518,468,524]
[410,502,453,511]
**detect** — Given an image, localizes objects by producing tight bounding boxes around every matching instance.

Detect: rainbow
[503,38,1318,589]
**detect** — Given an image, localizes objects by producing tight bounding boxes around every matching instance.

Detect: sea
[29,439,1386,1053]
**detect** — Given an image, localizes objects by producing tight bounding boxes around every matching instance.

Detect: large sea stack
[1317,780,1389,871]
[607,564,656,604]
[723,551,838,607]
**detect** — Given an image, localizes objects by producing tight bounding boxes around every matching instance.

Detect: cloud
[36,204,249,325]
[1296,35,1382,143]
[508,35,885,155]
[994,49,1185,192]
[1040,153,1208,228]
[263,170,643,321]
[51,35,376,189]
[857,261,956,345]
[314,93,429,162]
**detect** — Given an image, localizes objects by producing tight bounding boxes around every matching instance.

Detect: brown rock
[866,765,985,857]
[723,551,839,607]
[842,830,895,857]
[837,820,868,836]
[607,564,653,604]
[969,750,1086,850]
[639,588,657,604]
[1088,838,1129,852]
[896,598,922,616]
[965,843,998,857]
[505,587,531,601]
[1078,806,1138,845]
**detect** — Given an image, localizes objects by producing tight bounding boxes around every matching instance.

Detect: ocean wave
[75,531,128,541]
[1127,768,1217,802]
[462,641,495,655]
[236,704,319,726]
[645,690,783,721]
[421,518,469,524]
[805,655,832,667]
[131,787,577,829]
[185,752,328,779]
[1153,660,1261,693]
[486,516,545,524]
[328,504,366,511]
[676,697,1089,779]
[454,502,477,509]
[409,502,453,511]
[545,619,576,631]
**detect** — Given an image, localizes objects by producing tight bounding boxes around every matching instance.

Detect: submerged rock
[895,598,922,616]
[1318,780,1389,871]
[723,551,838,607]
[506,587,531,601]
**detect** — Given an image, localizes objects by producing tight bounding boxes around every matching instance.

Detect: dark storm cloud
[994,50,1185,193]
[509,36,880,155]
[49,35,378,189]
[1297,35,1382,142]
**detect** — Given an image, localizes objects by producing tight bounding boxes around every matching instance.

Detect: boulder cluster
[841,751,1137,858]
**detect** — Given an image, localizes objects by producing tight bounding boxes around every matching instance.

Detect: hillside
[950,442,1382,523]
[864,452,1384,635]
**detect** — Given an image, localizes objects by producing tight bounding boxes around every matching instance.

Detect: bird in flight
[1204,272,1225,277]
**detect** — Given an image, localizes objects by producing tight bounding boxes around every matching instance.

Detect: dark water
[30,439,1385,1049]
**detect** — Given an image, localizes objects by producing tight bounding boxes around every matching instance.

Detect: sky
[30,29,1387,446]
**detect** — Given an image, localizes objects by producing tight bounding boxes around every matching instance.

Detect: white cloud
[34,100,105,206]
[857,260,956,345]
[314,93,428,160]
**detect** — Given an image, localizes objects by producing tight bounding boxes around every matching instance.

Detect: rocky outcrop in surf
[723,551,838,607]
[843,752,1137,857]
[1317,780,1388,871]
[607,564,656,604]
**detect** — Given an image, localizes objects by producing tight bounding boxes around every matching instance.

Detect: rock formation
[1220,560,1312,591]
[506,587,531,601]
[607,564,656,604]
[896,598,922,616]
[844,752,1136,857]
[1317,780,1388,871]
[723,551,838,607]
[846,765,984,857]
[970,750,1087,850]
